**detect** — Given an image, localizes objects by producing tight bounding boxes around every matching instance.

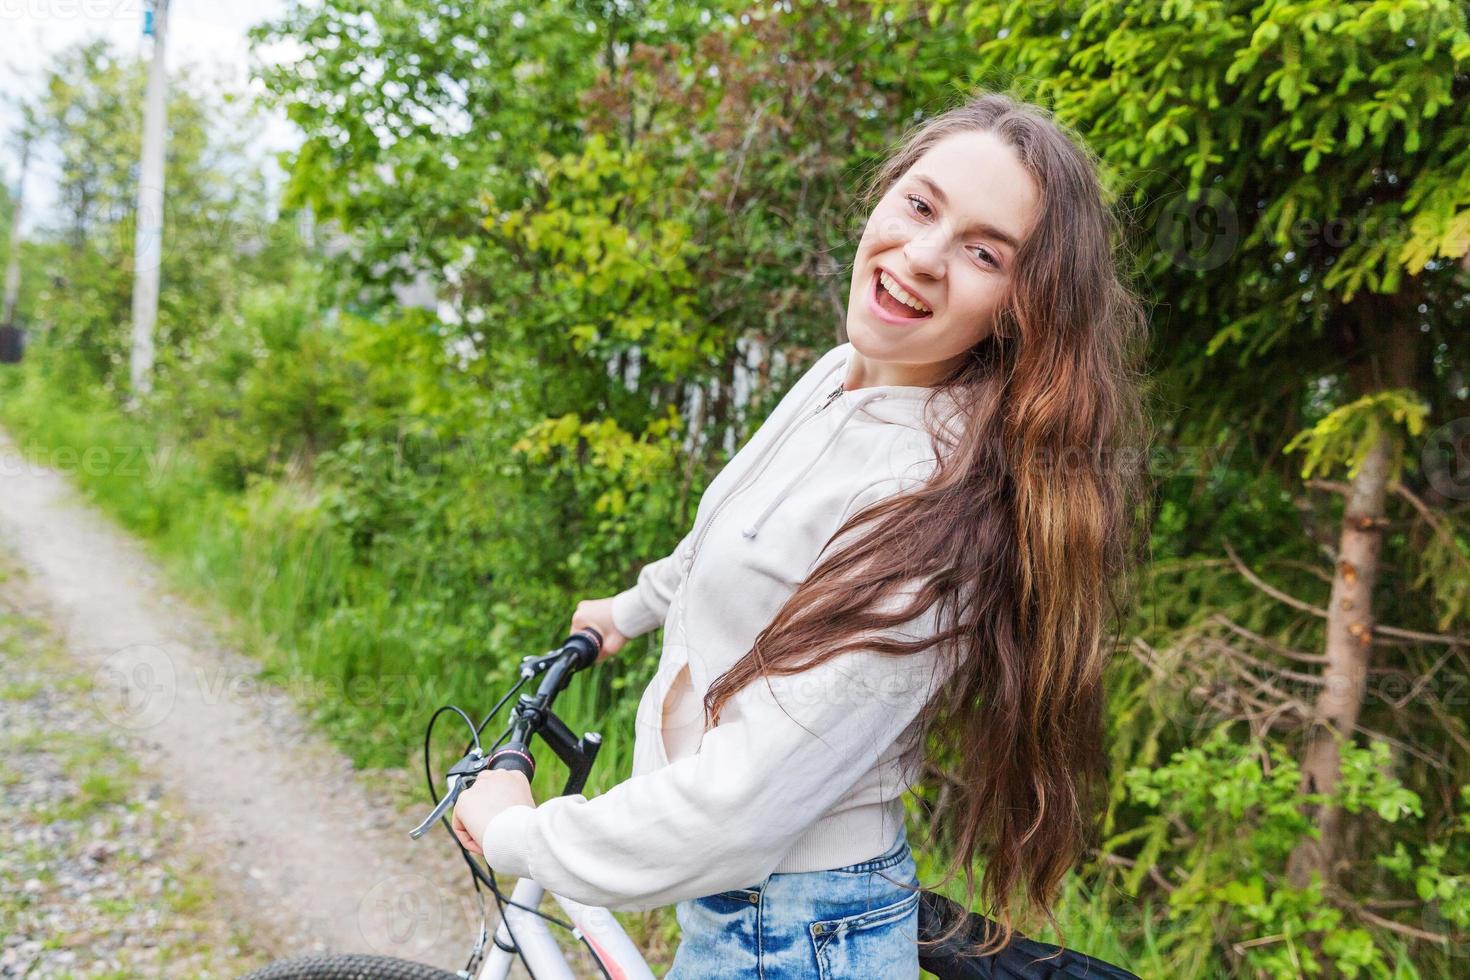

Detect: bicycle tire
[238,953,461,980]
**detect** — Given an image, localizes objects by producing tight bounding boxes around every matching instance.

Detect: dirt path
[0,429,509,973]
[0,590,267,977]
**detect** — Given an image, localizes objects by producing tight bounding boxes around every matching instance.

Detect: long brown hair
[703,91,1152,953]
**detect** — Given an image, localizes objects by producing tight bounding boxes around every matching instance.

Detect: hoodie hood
[817,342,969,432]
[739,343,964,539]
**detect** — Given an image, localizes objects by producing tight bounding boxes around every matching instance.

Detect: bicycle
[239,625,1141,980]
[243,626,652,979]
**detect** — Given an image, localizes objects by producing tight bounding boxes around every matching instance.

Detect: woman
[453,91,1149,976]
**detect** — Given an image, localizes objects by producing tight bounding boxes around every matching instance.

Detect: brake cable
[421,670,612,979]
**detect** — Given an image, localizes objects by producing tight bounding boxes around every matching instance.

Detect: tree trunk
[1287,301,1418,888]
[1287,427,1392,887]
[708,342,737,441]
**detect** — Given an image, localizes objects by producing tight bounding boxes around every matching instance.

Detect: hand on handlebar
[451,768,536,856]
[413,627,607,853]
[572,597,628,663]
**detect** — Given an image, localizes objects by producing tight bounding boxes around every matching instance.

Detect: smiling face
[845,129,1040,388]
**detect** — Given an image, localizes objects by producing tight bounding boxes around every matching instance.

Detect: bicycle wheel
[239,953,461,980]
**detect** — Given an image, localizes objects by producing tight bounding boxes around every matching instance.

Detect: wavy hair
[702,91,1152,954]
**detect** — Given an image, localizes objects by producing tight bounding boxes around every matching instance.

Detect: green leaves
[1120,725,1427,977]
[478,130,707,376]
[1337,740,1424,822]
[1282,389,1429,482]
[18,40,280,390]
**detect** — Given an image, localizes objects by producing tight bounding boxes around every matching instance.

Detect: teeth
[879,271,932,314]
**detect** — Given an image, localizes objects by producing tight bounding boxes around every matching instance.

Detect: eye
[969,246,1000,269]
[904,194,934,219]
[906,194,1002,270]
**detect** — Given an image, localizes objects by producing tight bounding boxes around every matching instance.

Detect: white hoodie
[482,341,964,911]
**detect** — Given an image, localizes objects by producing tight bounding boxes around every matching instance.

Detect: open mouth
[870,268,933,321]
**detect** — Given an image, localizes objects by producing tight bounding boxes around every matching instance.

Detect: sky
[0,0,302,231]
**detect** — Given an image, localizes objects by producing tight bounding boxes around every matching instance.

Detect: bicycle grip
[487,745,536,780]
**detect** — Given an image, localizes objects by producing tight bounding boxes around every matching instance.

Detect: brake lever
[409,773,464,839]
[409,748,493,840]
[518,650,562,678]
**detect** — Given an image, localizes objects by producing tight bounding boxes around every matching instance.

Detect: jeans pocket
[808,888,921,980]
[712,887,761,905]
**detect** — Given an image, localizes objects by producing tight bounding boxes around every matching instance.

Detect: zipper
[682,380,846,581]
[815,382,844,415]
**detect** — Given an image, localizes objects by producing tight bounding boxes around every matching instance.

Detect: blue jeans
[666,826,921,979]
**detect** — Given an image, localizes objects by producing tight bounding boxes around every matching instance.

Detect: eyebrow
[912,173,1023,253]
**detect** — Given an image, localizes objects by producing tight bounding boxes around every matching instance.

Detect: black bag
[917,890,1142,979]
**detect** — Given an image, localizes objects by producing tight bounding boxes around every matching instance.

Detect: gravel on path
[0,571,264,977]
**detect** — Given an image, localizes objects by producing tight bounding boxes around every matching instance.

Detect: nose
[901,232,945,282]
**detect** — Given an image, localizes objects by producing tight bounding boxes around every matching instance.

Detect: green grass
[7,728,143,823]
[0,367,647,799]
[0,679,44,700]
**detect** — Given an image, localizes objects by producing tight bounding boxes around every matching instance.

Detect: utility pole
[129,0,169,397]
[0,112,33,365]
[1,137,29,333]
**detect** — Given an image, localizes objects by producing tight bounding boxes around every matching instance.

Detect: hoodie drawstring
[740,390,888,539]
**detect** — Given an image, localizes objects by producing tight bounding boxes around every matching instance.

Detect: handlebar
[409,626,605,840]
[486,625,602,780]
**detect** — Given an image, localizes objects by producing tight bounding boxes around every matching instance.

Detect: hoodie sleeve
[608,528,693,640]
[480,481,950,911]
[479,607,948,910]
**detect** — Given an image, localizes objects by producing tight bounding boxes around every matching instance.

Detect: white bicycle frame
[477,875,656,980]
